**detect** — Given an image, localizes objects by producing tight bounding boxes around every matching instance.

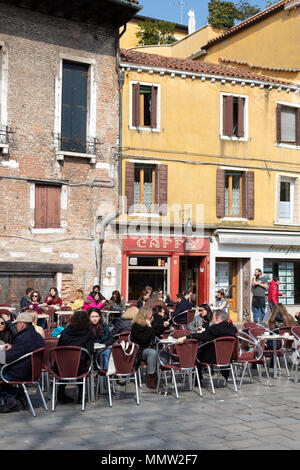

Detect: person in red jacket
[268,277,285,312]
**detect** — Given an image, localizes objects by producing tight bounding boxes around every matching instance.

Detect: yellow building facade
[118,47,300,321]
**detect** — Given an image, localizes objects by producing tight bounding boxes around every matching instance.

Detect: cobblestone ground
[2,366,300,451]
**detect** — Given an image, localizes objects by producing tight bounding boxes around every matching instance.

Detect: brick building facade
[0,0,140,305]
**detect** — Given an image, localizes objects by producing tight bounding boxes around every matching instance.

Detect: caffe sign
[268,245,300,255]
[123,236,209,253]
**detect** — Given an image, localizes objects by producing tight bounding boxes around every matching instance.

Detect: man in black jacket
[178,309,237,382]
[0,311,45,413]
[172,291,193,325]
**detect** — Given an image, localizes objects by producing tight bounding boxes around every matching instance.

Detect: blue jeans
[94,348,111,371]
[253,305,265,323]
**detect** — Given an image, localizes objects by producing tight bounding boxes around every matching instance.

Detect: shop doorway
[215,259,238,311]
[179,256,204,305]
[127,256,170,300]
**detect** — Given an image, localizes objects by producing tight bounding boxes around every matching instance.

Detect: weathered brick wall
[0,3,122,304]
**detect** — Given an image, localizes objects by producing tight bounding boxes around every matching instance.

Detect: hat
[13,312,33,324]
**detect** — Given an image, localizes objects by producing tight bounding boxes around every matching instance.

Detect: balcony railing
[54,133,99,156]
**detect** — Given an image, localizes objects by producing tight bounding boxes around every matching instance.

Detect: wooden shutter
[276,103,282,143]
[242,171,255,219]
[296,108,300,147]
[155,164,168,215]
[216,168,225,218]
[125,162,135,213]
[237,97,245,138]
[35,185,61,228]
[151,85,158,129]
[132,83,140,127]
[223,95,233,137]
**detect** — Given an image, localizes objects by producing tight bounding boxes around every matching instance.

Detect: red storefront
[121,236,210,305]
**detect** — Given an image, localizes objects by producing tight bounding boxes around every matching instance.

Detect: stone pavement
[2,368,300,451]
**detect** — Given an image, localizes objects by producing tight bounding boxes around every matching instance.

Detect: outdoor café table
[37,313,51,328]
[258,333,295,379]
[56,310,73,327]
[91,343,106,401]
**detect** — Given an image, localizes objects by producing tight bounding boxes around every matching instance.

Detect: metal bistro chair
[95,343,139,407]
[41,337,59,400]
[197,336,238,395]
[249,327,289,377]
[157,339,202,399]
[171,309,193,328]
[0,347,48,417]
[233,331,271,388]
[49,346,92,411]
[290,327,300,382]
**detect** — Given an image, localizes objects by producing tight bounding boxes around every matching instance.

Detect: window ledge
[220,217,248,222]
[275,143,300,150]
[31,228,66,234]
[56,151,96,164]
[129,126,160,133]
[274,221,299,226]
[220,136,248,142]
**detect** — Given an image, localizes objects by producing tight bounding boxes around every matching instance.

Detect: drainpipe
[98,26,126,288]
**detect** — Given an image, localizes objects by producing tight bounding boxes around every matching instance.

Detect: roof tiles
[121,48,295,87]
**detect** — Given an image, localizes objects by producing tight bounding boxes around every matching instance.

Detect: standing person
[20,287,34,311]
[268,276,285,312]
[0,312,45,413]
[44,287,62,308]
[67,289,84,312]
[252,269,268,323]
[56,310,94,404]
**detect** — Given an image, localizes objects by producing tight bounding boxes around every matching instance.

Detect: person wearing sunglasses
[187,304,213,334]
[28,291,49,329]
[0,313,17,344]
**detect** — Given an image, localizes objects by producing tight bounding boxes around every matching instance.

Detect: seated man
[172,290,193,325]
[178,309,237,383]
[145,290,169,316]
[0,311,45,413]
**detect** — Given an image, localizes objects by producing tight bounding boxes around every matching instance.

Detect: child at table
[86,307,113,371]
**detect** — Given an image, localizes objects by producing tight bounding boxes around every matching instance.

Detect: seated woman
[67,289,84,312]
[152,305,170,339]
[187,304,213,334]
[108,290,126,312]
[86,307,113,371]
[83,291,106,312]
[111,306,138,339]
[44,287,62,308]
[57,310,94,404]
[130,306,159,389]
[268,303,295,331]
[0,313,17,344]
[28,290,49,329]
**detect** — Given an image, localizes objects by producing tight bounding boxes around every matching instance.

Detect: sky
[136,0,275,27]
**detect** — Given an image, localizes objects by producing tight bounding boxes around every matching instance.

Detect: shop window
[264,260,298,304]
[131,82,159,130]
[35,184,61,228]
[276,103,300,146]
[222,94,246,138]
[216,168,254,219]
[125,162,168,215]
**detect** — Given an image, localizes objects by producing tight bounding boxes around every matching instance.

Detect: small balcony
[54,133,98,163]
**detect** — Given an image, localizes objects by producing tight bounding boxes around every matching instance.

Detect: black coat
[5,325,45,381]
[131,323,155,367]
[111,317,132,337]
[187,321,237,365]
[58,326,94,374]
[152,313,168,338]
[173,298,193,324]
